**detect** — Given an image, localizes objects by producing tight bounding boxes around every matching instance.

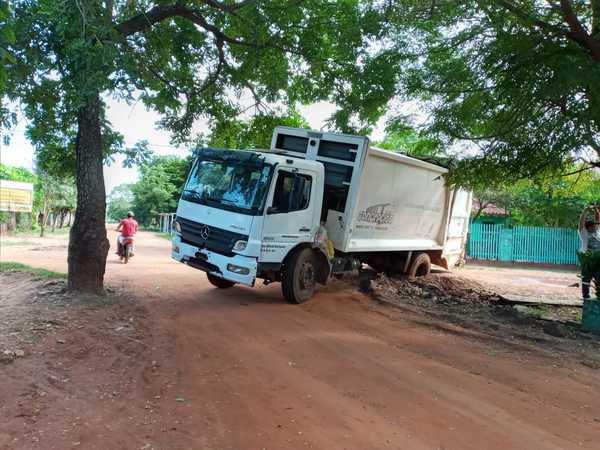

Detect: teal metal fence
[468,222,580,265]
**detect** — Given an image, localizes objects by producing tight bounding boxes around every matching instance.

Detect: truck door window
[321,162,353,219]
[271,172,312,213]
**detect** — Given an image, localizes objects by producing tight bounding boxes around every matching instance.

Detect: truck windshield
[181,153,272,215]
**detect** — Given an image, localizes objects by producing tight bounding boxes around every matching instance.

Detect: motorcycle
[118,236,135,264]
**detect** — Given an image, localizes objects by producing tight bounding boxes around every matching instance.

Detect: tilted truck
[171,126,472,303]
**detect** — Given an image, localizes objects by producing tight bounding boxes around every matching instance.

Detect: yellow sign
[0,180,34,212]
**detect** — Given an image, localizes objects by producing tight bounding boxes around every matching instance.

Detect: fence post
[498,227,513,261]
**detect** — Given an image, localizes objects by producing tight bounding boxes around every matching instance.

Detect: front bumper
[171,234,257,286]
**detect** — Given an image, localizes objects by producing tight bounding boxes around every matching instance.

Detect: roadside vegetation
[0,163,75,236]
[0,261,66,280]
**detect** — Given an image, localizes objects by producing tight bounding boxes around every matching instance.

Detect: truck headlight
[173,220,182,233]
[233,240,247,252]
[227,264,250,275]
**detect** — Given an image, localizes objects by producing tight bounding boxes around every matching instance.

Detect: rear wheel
[282,248,316,304]
[123,245,131,264]
[407,252,431,278]
[207,273,236,289]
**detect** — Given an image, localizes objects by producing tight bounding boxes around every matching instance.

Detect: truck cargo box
[271,126,472,268]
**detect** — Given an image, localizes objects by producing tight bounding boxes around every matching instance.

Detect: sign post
[0,180,34,212]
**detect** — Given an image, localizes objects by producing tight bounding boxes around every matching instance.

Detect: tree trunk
[40,204,47,237]
[68,93,109,294]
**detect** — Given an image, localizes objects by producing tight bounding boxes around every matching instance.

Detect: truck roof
[369,146,449,174]
[257,150,325,170]
[192,147,325,171]
[272,126,449,174]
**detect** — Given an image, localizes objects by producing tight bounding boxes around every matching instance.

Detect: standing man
[578,205,600,299]
[116,211,139,257]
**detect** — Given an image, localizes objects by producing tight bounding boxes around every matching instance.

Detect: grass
[4,227,71,238]
[0,261,66,280]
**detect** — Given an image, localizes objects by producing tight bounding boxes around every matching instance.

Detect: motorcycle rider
[116,211,139,257]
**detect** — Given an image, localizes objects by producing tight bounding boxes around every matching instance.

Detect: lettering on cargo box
[357,203,396,226]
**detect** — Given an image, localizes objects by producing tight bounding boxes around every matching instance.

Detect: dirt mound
[370,272,505,306]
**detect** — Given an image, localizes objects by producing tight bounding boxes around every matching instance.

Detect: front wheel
[206,273,236,289]
[282,248,316,304]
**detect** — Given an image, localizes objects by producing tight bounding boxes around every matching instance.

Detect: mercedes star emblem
[200,225,210,240]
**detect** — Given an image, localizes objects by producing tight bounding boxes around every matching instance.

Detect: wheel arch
[282,243,330,285]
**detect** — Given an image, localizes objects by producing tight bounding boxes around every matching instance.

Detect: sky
[0,98,386,195]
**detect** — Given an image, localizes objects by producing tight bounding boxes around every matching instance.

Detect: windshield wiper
[182,189,203,199]
[183,190,252,213]
[220,199,249,213]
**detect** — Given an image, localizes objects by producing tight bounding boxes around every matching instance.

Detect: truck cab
[171,147,329,303]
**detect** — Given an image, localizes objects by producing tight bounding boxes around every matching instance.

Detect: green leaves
[128,155,190,225]
[5,1,366,179]
[375,1,600,185]
[204,111,308,149]
[0,0,15,90]
[473,167,600,228]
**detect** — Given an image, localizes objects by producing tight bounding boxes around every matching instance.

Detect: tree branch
[557,0,600,60]
[494,0,568,35]
[115,2,303,55]
[115,4,184,37]
[494,0,600,61]
[561,165,593,176]
[115,2,251,46]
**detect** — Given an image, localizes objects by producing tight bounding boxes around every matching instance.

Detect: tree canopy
[107,183,134,223]
[130,155,190,225]
[357,1,600,187]
[204,111,309,149]
[3,0,380,292]
[474,166,600,228]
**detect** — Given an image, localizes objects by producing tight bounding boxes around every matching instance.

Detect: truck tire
[408,252,431,278]
[282,248,316,304]
[206,273,236,289]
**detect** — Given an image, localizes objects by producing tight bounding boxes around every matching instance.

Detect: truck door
[260,167,319,263]
[442,189,473,268]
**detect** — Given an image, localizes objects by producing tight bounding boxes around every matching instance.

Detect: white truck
[171,126,472,303]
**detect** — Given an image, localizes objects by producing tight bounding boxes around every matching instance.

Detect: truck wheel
[408,252,431,278]
[206,273,236,289]
[282,248,316,304]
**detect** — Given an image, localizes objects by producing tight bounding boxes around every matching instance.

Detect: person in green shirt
[579,206,600,299]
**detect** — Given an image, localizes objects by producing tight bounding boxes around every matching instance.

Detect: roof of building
[473,199,508,217]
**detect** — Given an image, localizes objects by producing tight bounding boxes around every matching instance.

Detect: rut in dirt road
[1,230,599,450]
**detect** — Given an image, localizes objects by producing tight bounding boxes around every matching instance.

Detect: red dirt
[1,230,600,450]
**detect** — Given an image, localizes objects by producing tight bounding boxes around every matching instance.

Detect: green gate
[468,223,580,265]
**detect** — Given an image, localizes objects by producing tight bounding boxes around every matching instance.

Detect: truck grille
[177,216,247,256]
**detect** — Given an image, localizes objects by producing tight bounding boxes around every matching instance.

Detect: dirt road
[2,230,600,450]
